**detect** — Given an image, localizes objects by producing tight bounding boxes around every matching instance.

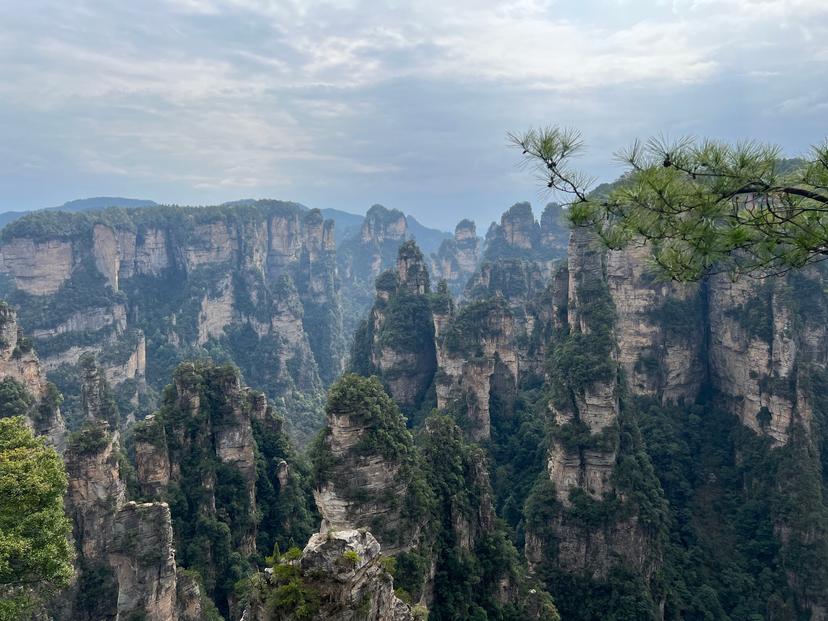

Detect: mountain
[52,196,159,212]
[0,196,160,229]
[405,214,452,256]
[2,196,827,620]
[320,207,365,245]
[0,200,344,444]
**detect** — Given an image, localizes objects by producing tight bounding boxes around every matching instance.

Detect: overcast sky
[1,0,826,229]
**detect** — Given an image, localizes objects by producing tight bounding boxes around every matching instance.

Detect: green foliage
[266,559,319,620]
[321,374,415,462]
[374,269,399,293]
[393,551,429,600]
[0,418,73,620]
[252,415,317,560]
[487,382,548,548]
[340,550,360,568]
[513,127,828,279]
[646,294,702,341]
[348,319,377,377]
[0,378,34,420]
[726,287,774,342]
[74,561,118,620]
[419,414,554,620]
[151,363,260,614]
[377,291,435,353]
[546,273,616,400]
[66,420,111,455]
[442,297,508,356]
[634,397,828,619]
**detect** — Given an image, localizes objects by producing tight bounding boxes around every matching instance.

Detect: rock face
[337,204,412,341]
[524,228,664,592]
[435,255,560,441]
[130,361,315,616]
[482,202,567,274]
[109,502,181,621]
[430,219,480,295]
[706,270,828,446]
[352,242,438,412]
[606,245,705,402]
[312,374,429,556]
[244,530,414,621]
[298,531,414,621]
[0,201,344,441]
[539,203,569,257]
[62,421,202,621]
[134,363,260,556]
[0,237,74,295]
[0,302,65,448]
[435,296,519,441]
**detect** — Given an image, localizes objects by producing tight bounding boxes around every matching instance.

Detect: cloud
[0,0,825,226]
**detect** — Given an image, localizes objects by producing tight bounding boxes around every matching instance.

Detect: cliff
[0,201,344,442]
[132,361,316,616]
[430,219,480,295]
[310,374,432,557]
[0,301,65,449]
[435,257,558,441]
[350,242,438,413]
[527,228,665,590]
[482,202,567,272]
[243,530,416,621]
[61,419,206,621]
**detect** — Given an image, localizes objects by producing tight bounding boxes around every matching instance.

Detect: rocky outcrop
[312,375,430,556]
[64,423,126,563]
[62,421,200,621]
[0,237,74,295]
[338,204,407,285]
[244,530,415,621]
[0,202,344,440]
[483,202,567,272]
[526,228,664,589]
[539,203,569,257]
[435,257,561,441]
[134,363,261,556]
[0,302,65,448]
[129,361,319,616]
[430,219,480,295]
[109,502,180,621]
[546,228,620,503]
[706,271,828,445]
[354,242,437,412]
[435,297,519,441]
[606,245,705,402]
[134,414,170,499]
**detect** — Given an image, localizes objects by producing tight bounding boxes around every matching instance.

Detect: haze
[1,0,826,228]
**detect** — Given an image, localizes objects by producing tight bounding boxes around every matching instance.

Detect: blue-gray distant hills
[0,196,160,228]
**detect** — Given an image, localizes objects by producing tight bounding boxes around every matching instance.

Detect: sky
[1,0,827,230]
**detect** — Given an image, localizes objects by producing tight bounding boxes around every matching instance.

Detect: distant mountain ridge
[0,196,160,228]
[0,196,450,251]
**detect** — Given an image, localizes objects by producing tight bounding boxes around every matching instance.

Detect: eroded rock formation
[0,202,343,441]
[311,374,430,556]
[244,530,415,621]
[0,302,65,448]
[430,219,480,295]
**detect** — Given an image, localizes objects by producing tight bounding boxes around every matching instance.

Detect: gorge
[1,196,827,620]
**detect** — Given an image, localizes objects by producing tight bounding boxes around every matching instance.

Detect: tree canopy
[510,126,828,280]
[0,417,73,620]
